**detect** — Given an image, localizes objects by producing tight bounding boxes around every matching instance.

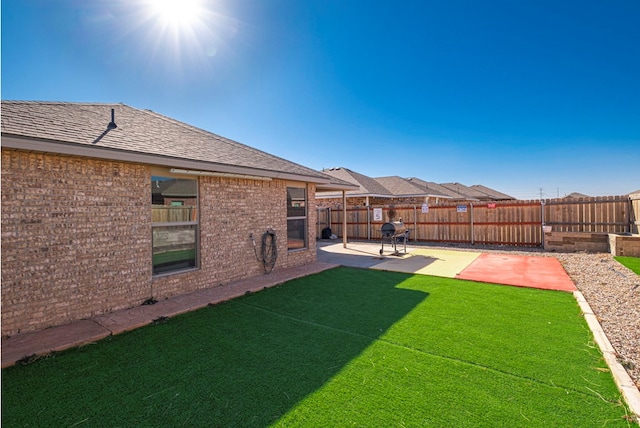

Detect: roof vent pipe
[107,108,117,130]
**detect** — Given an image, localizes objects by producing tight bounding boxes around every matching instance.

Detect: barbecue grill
[380,220,410,256]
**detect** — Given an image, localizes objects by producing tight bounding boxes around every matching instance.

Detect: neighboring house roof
[374,176,450,198]
[1,101,356,191]
[405,177,465,199]
[159,179,198,198]
[318,168,514,202]
[317,172,360,192]
[318,167,393,198]
[440,182,491,201]
[151,178,198,203]
[469,184,514,200]
[564,192,590,199]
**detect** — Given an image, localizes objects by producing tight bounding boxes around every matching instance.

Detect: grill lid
[381,221,407,237]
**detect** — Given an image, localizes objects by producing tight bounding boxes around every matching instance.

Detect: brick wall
[1,150,151,335]
[151,179,316,300]
[543,232,610,252]
[609,234,640,257]
[543,231,640,255]
[1,150,317,336]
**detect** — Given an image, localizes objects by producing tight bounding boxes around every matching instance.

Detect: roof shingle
[1,101,329,182]
[320,167,393,196]
[405,178,468,199]
[374,176,448,197]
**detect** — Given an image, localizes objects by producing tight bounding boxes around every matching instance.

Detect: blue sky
[2,0,639,199]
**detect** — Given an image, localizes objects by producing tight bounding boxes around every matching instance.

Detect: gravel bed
[555,252,640,389]
[410,242,640,388]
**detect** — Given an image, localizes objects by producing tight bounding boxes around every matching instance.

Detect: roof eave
[316,183,360,192]
[1,134,331,184]
[315,192,395,199]
[316,191,453,199]
[393,193,453,199]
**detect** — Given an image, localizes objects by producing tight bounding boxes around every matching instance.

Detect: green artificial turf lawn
[2,267,635,427]
[615,256,640,275]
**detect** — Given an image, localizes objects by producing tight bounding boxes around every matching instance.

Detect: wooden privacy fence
[631,193,640,234]
[317,196,634,248]
[152,205,197,223]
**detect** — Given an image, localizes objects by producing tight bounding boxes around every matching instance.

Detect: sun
[136,0,236,69]
[148,0,204,29]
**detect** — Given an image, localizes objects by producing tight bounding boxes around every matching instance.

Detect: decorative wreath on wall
[387,209,396,221]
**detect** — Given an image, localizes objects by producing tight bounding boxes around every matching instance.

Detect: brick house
[1,101,355,336]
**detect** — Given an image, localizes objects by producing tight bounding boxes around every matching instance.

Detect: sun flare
[137,0,237,70]
[149,0,204,29]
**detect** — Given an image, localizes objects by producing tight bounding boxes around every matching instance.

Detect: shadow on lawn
[1,267,427,427]
[193,267,429,426]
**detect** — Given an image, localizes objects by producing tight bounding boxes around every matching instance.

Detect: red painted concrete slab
[455,253,577,292]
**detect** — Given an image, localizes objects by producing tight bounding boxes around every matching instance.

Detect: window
[151,176,198,275]
[287,186,307,250]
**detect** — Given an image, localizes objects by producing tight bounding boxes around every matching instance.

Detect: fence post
[627,196,632,234]
[355,207,359,239]
[342,192,347,248]
[470,203,474,245]
[631,193,640,234]
[540,200,546,247]
[413,205,417,243]
[367,206,371,241]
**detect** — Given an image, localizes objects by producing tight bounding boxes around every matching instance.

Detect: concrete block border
[574,291,640,424]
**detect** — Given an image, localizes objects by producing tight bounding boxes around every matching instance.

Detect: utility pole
[539,188,544,200]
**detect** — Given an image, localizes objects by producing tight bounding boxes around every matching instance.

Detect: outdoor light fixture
[169,168,272,181]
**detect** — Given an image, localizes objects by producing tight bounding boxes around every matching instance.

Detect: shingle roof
[564,192,590,199]
[160,179,198,197]
[316,173,359,191]
[319,167,393,197]
[405,178,468,199]
[318,168,516,201]
[469,184,514,200]
[439,182,487,200]
[374,176,447,198]
[1,101,339,184]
